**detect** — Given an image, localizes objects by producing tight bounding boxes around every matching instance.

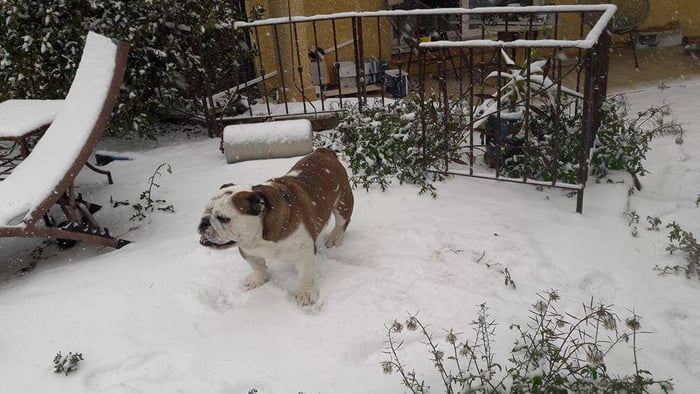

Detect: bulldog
[198,148,354,306]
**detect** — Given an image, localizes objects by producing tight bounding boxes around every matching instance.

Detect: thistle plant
[131,163,175,221]
[382,291,673,393]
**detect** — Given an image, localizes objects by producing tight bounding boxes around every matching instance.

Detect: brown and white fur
[198,148,354,306]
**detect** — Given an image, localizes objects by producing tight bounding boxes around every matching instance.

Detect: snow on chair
[0,32,130,249]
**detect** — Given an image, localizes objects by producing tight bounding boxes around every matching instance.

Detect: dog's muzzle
[198,217,237,249]
[199,236,237,249]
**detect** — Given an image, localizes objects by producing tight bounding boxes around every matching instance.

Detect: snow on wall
[0,32,120,226]
[222,119,313,163]
[0,100,64,138]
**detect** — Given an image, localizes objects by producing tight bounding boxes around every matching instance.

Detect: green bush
[658,221,700,279]
[500,96,682,186]
[323,96,465,197]
[0,0,250,137]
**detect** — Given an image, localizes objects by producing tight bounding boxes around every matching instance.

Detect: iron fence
[233,5,615,212]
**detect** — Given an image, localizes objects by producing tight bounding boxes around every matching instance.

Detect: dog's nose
[198,217,210,234]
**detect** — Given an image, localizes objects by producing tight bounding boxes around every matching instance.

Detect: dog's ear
[252,185,291,242]
[248,191,267,216]
[219,183,235,190]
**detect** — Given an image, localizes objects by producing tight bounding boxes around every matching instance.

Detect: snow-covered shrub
[499,104,584,184]
[53,351,84,376]
[0,0,250,137]
[658,221,700,280]
[590,96,675,183]
[500,96,682,186]
[383,291,674,393]
[324,96,464,197]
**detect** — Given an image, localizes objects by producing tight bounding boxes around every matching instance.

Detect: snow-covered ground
[1,80,699,393]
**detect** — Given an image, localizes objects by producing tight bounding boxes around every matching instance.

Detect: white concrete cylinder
[223,119,313,163]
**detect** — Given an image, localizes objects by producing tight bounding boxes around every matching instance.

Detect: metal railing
[233,5,615,212]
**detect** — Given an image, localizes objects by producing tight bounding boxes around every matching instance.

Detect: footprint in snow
[85,352,184,392]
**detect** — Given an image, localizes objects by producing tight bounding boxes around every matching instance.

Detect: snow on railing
[234,4,616,32]
[420,5,616,49]
[234,5,616,49]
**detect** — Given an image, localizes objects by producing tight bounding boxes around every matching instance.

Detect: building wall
[642,0,700,37]
[243,0,389,101]
[553,0,700,40]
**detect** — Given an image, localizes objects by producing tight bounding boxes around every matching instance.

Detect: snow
[0,99,63,138]
[421,3,616,50]
[0,32,120,226]
[234,5,616,31]
[223,119,312,145]
[1,79,700,392]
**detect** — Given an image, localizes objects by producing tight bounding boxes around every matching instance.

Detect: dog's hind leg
[240,248,269,290]
[324,181,354,248]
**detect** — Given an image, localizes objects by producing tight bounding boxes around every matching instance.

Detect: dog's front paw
[295,288,319,306]
[244,272,269,290]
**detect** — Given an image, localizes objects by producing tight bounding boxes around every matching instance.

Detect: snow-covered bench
[0,32,130,249]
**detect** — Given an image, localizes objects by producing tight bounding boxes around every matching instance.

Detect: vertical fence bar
[577,46,594,213]
[378,17,385,106]
[551,13,559,81]
[421,51,426,166]
[396,16,404,100]
[575,11,585,116]
[495,45,502,178]
[243,71,254,117]
[357,17,367,105]
[458,46,464,169]
[468,48,474,176]
[551,46,563,186]
[331,19,343,108]
[312,21,325,111]
[591,29,611,145]
[351,17,364,107]
[480,16,486,71]
[523,44,532,183]
[440,48,450,170]
[253,26,271,116]
[272,24,290,115]
[577,21,611,213]
[292,22,308,114]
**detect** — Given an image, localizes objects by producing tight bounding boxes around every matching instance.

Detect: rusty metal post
[419,48,428,169]
[253,26,272,116]
[331,19,343,108]
[272,24,290,114]
[468,48,474,176]
[312,21,325,112]
[292,22,308,114]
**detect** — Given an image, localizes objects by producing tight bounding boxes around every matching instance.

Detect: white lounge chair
[0,32,130,249]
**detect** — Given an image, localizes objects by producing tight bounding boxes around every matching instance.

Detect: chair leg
[85,161,113,184]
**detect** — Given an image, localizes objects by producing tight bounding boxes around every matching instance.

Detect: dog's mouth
[199,235,237,249]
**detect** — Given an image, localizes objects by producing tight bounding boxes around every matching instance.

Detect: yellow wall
[243,0,389,99]
[641,0,700,37]
[553,0,700,40]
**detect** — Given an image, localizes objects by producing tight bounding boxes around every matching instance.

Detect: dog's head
[198,184,267,249]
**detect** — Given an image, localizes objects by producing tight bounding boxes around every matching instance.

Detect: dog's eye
[216,215,231,224]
